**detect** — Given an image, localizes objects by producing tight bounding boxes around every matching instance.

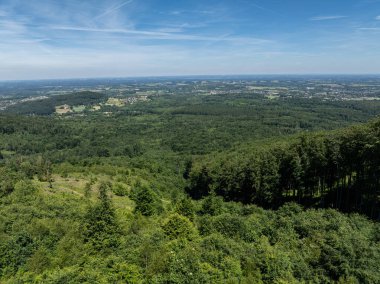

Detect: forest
[187,119,380,218]
[0,86,379,283]
[5,92,107,115]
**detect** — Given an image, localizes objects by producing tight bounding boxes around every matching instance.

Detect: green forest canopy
[0,89,379,283]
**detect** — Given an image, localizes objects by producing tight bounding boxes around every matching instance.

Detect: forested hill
[5,91,107,115]
[0,85,379,282]
[187,118,380,219]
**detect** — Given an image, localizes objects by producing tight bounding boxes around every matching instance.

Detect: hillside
[0,114,379,283]
[187,119,380,219]
[0,82,380,283]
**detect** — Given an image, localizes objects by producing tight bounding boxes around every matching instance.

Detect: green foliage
[162,213,198,240]
[0,167,24,197]
[5,91,107,115]
[200,194,225,216]
[124,143,144,158]
[112,182,128,196]
[84,181,92,198]
[1,89,380,283]
[82,182,120,250]
[13,180,37,197]
[187,166,212,199]
[26,246,51,274]
[174,197,196,220]
[182,159,192,179]
[131,184,162,216]
[189,120,380,217]
[109,263,143,283]
[0,232,36,277]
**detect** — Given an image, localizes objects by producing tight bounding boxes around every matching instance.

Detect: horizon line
[2,73,380,83]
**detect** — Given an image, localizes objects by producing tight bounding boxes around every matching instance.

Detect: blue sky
[0,0,380,80]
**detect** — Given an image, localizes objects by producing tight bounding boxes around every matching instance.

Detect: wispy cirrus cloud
[0,19,26,34]
[310,15,347,21]
[168,10,215,16]
[250,2,279,15]
[358,27,380,31]
[94,0,133,20]
[50,25,272,45]
[1,0,380,79]
[376,15,380,20]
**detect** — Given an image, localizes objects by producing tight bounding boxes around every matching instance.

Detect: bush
[162,213,198,240]
[0,232,36,277]
[112,183,128,196]
[175,198,196,220]
[131,184,162,216]
[200,194,225,216]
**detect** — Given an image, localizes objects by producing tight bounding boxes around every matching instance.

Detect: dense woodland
[187,120,380,218]
[0,89,379,283]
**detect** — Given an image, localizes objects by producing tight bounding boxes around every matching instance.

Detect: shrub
[162,213,198,240]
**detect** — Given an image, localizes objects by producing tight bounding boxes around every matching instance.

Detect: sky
[0,0,380,80]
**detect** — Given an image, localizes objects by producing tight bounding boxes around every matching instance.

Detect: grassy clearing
[55,105,72,115]
[106,97,125,107]
[72,105,86,112]
[34,174,135,213]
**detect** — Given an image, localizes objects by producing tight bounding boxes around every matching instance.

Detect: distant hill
[4,91,107,115]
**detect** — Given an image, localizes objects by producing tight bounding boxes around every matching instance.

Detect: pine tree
[133,185,159,216]
[82,182,120,249]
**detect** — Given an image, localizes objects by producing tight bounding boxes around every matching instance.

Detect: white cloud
[376,15,380,20]
[310,15,347,21]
